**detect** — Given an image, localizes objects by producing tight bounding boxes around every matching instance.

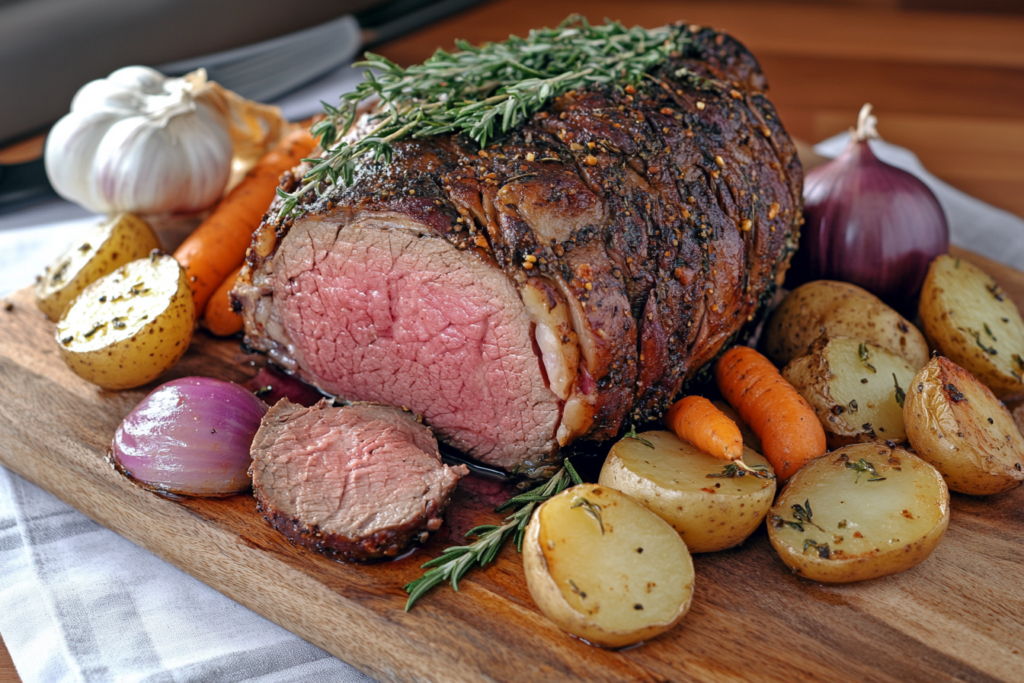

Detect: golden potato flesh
[599,430,775,553]
[765,280,927,369]
[56,255,194,390]
[523,484,694,648]
[35,214,161,321]
[783,337,917,447]
[919,254,1024,401]
[767,444,949,584]
[904,356,1024,495]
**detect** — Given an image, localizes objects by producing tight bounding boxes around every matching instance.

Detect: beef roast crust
[237,26,802,461]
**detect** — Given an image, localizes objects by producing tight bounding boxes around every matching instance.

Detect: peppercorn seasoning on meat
[233,23,803,474]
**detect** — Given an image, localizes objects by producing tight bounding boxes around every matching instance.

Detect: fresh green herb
[404,460,582,610]
[277,16,696,218]
[845,458,886,483]
[570,496,604,534]
[971,330,998,355]
[707,462,774,479]
[954,258,961,268]
[986,283,1006,302]
[893,373,905,409]
[623,424,654,449]
[984,323,997,341]
[803,539,831,559]
[771,499,824,533]
[567,579,586,598]
[858,342,877,373]
[83,322,105,338]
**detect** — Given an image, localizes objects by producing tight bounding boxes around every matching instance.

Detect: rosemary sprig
[404,460,583,610]
[278,16,694,218]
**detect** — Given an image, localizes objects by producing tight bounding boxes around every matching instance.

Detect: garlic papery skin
[45,66,233,215]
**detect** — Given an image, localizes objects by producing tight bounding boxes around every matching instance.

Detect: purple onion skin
[799,139,948,311]
[112,377,268,497]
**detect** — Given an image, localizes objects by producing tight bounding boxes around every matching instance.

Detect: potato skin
[783,337,916,448]
[523,485,693,648]
[918,255,1024,401]
[767,444,949,584]
[35,214,161,321]
[56,255,194,390]
[904,356,1024,495]
[765,280,927,369]
[598,432,775,553]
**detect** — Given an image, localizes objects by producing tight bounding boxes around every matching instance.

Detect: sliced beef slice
[251,399,467,560]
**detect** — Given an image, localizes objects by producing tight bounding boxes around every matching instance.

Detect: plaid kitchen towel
[0,466,374,683]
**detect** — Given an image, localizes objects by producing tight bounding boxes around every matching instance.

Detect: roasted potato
[904,356,1024,495]
[523,484,694,648]
[767,444,949,583]
[918,255,1024,401]
[35,214,161,321]
[765,280,928,370]
[598,430,775,553]
[56,254,194,390]
[783,337,917,447]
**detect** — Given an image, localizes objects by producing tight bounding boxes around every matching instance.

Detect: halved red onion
[795,104,948,311]
[111,377,268,496]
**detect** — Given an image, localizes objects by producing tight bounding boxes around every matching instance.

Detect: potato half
[904,356,1024,495]
[35,214,161,321]
[767,444,949,583]
[599,430,775,553]
[56,254,194,390]
[783,337,917,447]
[523,484,694,648]
[919,254,1024,401]
[765,280,928,370]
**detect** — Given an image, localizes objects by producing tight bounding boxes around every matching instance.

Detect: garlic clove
[45,110,122,213]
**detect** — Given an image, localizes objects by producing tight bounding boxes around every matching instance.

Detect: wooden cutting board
[1,246,1022,683]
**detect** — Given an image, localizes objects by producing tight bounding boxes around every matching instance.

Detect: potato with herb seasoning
[56,254,194,390]
[767,444,949,584]
[782,337,917,447]
[918,255,1024,401]
[35,214,161,321]
[765,280,928,369]
[598,430,775,553]
[523,483,694,648]
[904,356,1024,495]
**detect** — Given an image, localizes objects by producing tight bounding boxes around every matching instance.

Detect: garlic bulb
[45,66,284,215]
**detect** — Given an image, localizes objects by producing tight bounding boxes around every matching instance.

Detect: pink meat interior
[273,215,560,471]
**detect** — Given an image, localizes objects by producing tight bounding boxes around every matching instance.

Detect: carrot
[664,396,743,462]
[201,265,245,336]
[715,346,826,481]
[174,128,315,315]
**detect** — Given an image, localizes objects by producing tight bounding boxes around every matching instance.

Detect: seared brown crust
[254,495,447,562]
[238,25,801,449]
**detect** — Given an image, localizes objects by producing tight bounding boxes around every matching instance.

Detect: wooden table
[3,1,1023,681]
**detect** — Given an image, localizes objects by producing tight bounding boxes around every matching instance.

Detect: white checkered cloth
[2,102,1023,682]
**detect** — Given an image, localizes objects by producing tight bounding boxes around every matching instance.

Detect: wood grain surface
[0,246,1022,683]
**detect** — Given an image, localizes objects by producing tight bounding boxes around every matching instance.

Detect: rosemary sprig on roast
[279,16,694,218]
[404,459,582,610]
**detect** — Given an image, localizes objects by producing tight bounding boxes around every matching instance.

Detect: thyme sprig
[278,16,693,218]
[404,460,582,610]
[707,462,775,479]
[771,499,824,533]
[846,458,887,483]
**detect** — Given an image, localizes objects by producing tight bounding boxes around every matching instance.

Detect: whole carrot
[174,128,315,315]
[715,346,826,481]
[664,396,743,462]
[201,265,245,336]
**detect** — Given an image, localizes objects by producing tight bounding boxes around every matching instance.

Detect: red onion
[797,104,948,310]
[111,377,268,496]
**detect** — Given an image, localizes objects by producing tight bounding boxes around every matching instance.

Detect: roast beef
[234,25,803,475]
[250,399,467,560]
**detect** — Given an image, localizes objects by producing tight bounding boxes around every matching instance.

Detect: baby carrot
[715,346,826,481]
[201,265,244,336]
[174,128,315,316]
[664,396,743,462]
